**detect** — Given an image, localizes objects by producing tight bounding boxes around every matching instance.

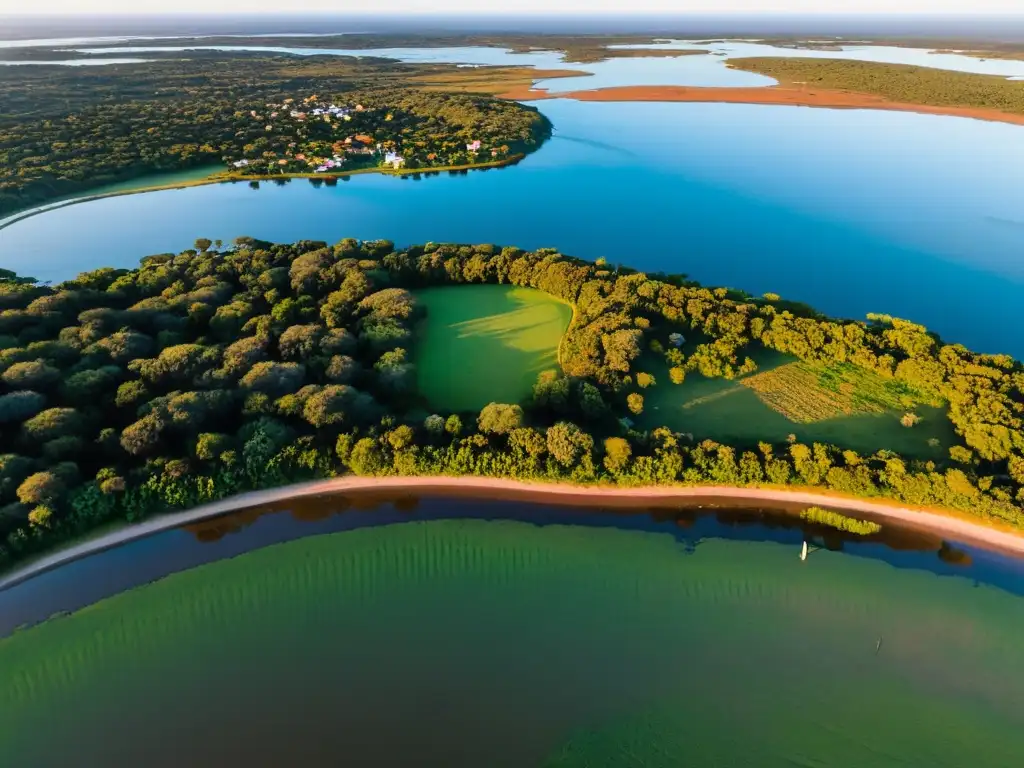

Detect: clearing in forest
[414,285,572,412]
[638,351,957,459]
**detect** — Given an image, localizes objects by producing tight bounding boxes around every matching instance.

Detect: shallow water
[0,58,153,67]
[69,39,1024,88]
[4,99,1023,356]
[1,496,1022,767]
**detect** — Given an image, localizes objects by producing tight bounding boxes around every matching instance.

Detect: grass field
[413,285,572,412]
[638,350,957,459]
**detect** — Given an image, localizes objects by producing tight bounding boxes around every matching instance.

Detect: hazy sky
[4,1,1022,14]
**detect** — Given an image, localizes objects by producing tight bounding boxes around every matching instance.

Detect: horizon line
[5,10,1024,17]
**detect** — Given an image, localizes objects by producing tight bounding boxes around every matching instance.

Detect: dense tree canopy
[0,55,550,216]
[0,237,1022,571]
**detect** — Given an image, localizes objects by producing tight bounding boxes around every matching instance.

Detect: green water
[1,519,1022,766]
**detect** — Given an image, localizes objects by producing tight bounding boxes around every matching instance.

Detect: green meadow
[638,350,957,459]
[413,285,572,412]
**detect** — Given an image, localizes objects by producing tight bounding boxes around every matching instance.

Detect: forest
[0,238,1022,571]
[732,57,1024,114]
[0,54,550,216]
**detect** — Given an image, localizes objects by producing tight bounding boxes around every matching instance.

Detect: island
[1,238,1022,574]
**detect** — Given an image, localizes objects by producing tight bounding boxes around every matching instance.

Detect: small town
[227,95,512,176]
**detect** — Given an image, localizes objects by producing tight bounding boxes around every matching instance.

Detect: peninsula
[1,239,1022,574]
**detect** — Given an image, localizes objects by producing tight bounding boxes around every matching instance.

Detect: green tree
[17,471,64,506]
[478,403,524,435]
[603,437,632,473]
[626,393,644,415]
[546,422,593,467]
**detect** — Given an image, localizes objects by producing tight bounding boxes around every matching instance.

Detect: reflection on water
[188,490,974,567]
[2,492,1015,640]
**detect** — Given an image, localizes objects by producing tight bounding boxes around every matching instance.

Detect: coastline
[0,155,527,235]
[500,83,1024,127]
[2,475,1022,594]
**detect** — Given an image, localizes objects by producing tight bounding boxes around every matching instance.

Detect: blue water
[69,40,1024,87]
[3,99,1023,355]
[0,58,152,67]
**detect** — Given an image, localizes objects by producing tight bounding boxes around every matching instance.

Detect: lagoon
[1,495,1023,767]
[3,99,1024,356]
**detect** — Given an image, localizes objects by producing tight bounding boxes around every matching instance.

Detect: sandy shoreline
[1,476,1022,593]
[499,83,1024,127]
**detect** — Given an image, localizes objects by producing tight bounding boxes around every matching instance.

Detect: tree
[603,437,632,473]
[669,366,686,385]
[319,328,356,356]
[278,324,322,360]
[239,361,306,397]
[130,344,220,384]
[303,385,357,428]
[509,427,547,458]
[546,422,593,467]
[223,336,267,376]
[22,407,83,442]
[17,471,64,505]
[0,391,46,424]
[120,414,165,456]
[28,505,55,528]
[0,453,33,500]
[349,437,387,476]
[1,360,60,390]
[445,414,463,436]
[62,367,120,404]
[636,372,656,388]
[115,380,149,409]
[627,393,644,415]
[478,403,523,435]
[578,382,608,420]
[89,330,154,363]
[387,425,415,451]
[374,348,414,392]
[194,238,213,253]
[424,414,445,436]
[325,355,358,383]
[533,369,570,410]
[195,432,232,461]
[602,329,643,372]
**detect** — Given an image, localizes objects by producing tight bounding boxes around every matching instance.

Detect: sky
[3,1,1022,15]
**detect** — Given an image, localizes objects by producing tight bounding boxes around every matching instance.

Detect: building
[466,140,482,152]
[384,151,405,169]
[669,333,686,347]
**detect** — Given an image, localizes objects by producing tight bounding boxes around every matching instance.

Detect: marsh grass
[800,506,882,535]
[413,285,572,412]
[639,352,956,458]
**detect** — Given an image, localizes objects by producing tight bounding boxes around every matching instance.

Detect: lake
[1,494,1023,767]
[3,98,1024,356]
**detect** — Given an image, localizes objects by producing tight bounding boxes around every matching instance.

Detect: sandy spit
[498,83,1024,127]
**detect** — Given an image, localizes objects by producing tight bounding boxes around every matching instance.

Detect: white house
[384,151,405,169]
[232,159,250,168]
[669,333,686,347]
[466,140,482,151]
